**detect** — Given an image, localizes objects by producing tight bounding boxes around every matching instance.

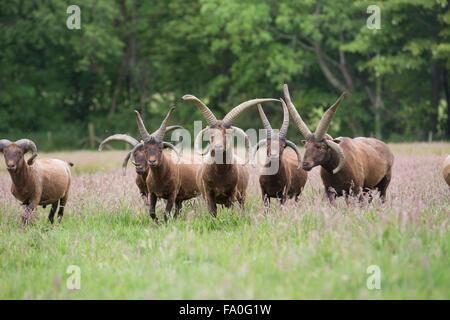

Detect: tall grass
[0,143,449,299]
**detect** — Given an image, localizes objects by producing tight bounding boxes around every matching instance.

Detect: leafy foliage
[0,0,448,150]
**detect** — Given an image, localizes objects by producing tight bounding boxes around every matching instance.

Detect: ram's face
[209,122,232,157]
[132,147,148,175]
[144,138,163,167]
[302,139,329,171]
[266,136,286,162]
[3,144,24,173]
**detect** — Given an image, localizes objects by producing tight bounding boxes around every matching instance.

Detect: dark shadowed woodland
[0,0,449,150]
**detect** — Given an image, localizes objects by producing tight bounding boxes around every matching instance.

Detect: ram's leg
[21,203,37,225]
[368,187,375,203]
[206,191,217,218]
[376,172,391,203]
[237,191,246,210]
[174,200,182,219]
[141,192,149,207]
[226,192,240,211]
[281,187,288,205]
[149,193,158,221]
[224,196,234,209]
[56,192,69,223]
[48,203,58,224]
[275,194,282,206]
[274,192,285,206]
[362,188,374,203]
[345,193,352,206]
[163,195,175,222]
[325,188,337,206]
[280,193,287,206]
[262,192,270,208]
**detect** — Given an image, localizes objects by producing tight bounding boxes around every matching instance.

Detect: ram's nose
[135,166,144,173]
[6,164,17,171]
[302,161,313,171]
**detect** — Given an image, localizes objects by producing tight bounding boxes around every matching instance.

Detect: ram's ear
[301,140,307,145]
[332,138,341,144]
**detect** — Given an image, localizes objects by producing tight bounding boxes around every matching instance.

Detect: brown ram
[98,125,181,204]
[252,100,307,206]
[183,94,279,216]
[283,84,394,203]
[132,107,200,221]
[0,139,73,224]
[443,155,450,187]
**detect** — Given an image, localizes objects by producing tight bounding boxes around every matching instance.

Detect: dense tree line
[0,0,448,150]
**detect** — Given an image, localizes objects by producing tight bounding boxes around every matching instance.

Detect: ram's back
[35,159,71,205]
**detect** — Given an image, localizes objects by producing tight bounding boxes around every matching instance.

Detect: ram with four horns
[283,83,394,203]
[132,107,201,221]
[0,139,73,224]
[183,94,279,216]
[98,124,182,205]
[252,100,307,206]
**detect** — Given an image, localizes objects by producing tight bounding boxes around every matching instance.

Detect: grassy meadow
[0,142,449,299]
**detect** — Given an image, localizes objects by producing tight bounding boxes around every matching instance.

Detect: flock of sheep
[1,84,449,224]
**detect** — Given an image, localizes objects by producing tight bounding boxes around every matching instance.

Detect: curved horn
[152,107,175,141]
[153,106,176,141]
[182,95,217,126]
[231,126,250,165]
[315,93,346,140]
[283,84,312,139]
[166,125,185,145]
[194,128,211,156]
[223,98,279,125]
[251,139,267,167]
[165,125,183,134]
[279,98,290,140]
[163,142,181,164]
[134,110,152,141]
[122,142,144,176]
[122,151,133,176]
[0,139,12,153]
[98,134,139,151]
[325,140,345,174]
[285,140,302,169]
[257,104,273,139]
[15,139,38,165]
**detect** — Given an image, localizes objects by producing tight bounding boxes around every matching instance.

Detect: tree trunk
[128,0,137,101]
[107,0,129,121]
[443,66,449,137]
[430,61,442,135]
[138,59,151,120]
[107,48,129,121]
[374,77,384,139]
